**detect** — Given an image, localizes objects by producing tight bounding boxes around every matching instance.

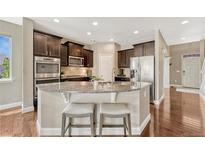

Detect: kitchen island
[37,81,151,136]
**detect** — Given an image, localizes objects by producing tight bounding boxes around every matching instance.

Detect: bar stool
[99,103,132,137]
[61,103,96,137]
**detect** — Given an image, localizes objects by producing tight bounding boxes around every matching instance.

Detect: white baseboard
[177,87,199,94]
[0,102,22,110]
[170,84,182,88]
[22,106,34,113]
[36,114,151,136]
[153,94,164,105]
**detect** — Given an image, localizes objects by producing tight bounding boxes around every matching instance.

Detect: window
[0,35,12,81]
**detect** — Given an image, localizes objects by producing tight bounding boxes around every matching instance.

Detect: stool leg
[90,114,95,137]
[99,114,103,137]
[68,117,72,137]
[127,114,132,137]
[123,117,127,137]
[61,114,66,137]
[93,105,97,136]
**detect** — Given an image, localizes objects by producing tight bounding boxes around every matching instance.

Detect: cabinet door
[133,44,143,57]
[118,51,126,68]
[47,36,61,57]
[83,49,93,67]
[125,49,134,68]
[60,45,68,66]
[33,32,48,56]
[69,43,83,57]
[88,50,93,67]
[144,41,155,56]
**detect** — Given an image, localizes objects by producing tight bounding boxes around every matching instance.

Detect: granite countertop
[37,81,151,93]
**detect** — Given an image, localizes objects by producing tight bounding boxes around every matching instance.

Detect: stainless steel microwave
[69,56,84,67]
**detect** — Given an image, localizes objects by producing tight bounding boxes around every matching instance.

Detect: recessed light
[133,30,139,34]
[92,21,98,26]
[109,38,114,42]
[181,37,186,40]
[54,18,60,23]
[87,32,91,35]
[181,20,189,25]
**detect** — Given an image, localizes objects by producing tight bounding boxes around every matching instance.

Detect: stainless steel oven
[35,56,60,79]
[34,56,60,107]
[69,56,84,67]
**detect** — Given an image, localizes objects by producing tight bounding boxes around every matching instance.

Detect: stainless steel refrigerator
[130,56,155,102]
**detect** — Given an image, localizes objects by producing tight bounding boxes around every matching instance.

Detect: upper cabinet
[33,32,48,56]
[133,44,143,57]
[60,41,93,67]
[133,41,155,57]
[118,41,155,68]
[143,41,155,56]
[83,49,93,67]
[47,36,61,57]
[67,42,84,57]
[118,49,134,68]
[118,50,127,68]
[33,31,62,57]
[60,44,68,66]
[125,49,134,67]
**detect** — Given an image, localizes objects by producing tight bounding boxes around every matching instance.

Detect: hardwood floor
[1,87,205,137]
[0,107,37,137]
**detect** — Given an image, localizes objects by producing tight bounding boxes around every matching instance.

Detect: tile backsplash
[61,67,93,76]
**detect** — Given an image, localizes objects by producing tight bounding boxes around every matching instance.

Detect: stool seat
[61,103,96,137]
[99,103,132,136]
[63,103,95,115]
[100,103,130,115]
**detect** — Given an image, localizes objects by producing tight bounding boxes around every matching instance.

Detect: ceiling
[3,17,205,46]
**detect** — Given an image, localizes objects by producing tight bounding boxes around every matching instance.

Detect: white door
[182,56,200,88]
[99,54,114,82]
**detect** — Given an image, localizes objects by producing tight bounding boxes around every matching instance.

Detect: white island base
[37,82,151,136]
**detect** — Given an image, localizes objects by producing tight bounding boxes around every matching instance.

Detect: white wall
[0,20,23,108]
[155,30,169,103]
[22,18,34,112]
[164,57,170,88]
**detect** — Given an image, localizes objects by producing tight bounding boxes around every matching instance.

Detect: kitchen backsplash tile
[61,67,93,76]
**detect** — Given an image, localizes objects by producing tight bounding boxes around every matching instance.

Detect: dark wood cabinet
[33,32,48,56]
[83,49,93,67]
[118,50,127,68]
[125,49,134,67]
[60,44,68,66]
[47,36,61,57]
[33,31,62,58]
[133,41,155,57]
[68,42,83,57]
[118,41,155,68]
[133,44,144,57]
[143,41,155,56]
